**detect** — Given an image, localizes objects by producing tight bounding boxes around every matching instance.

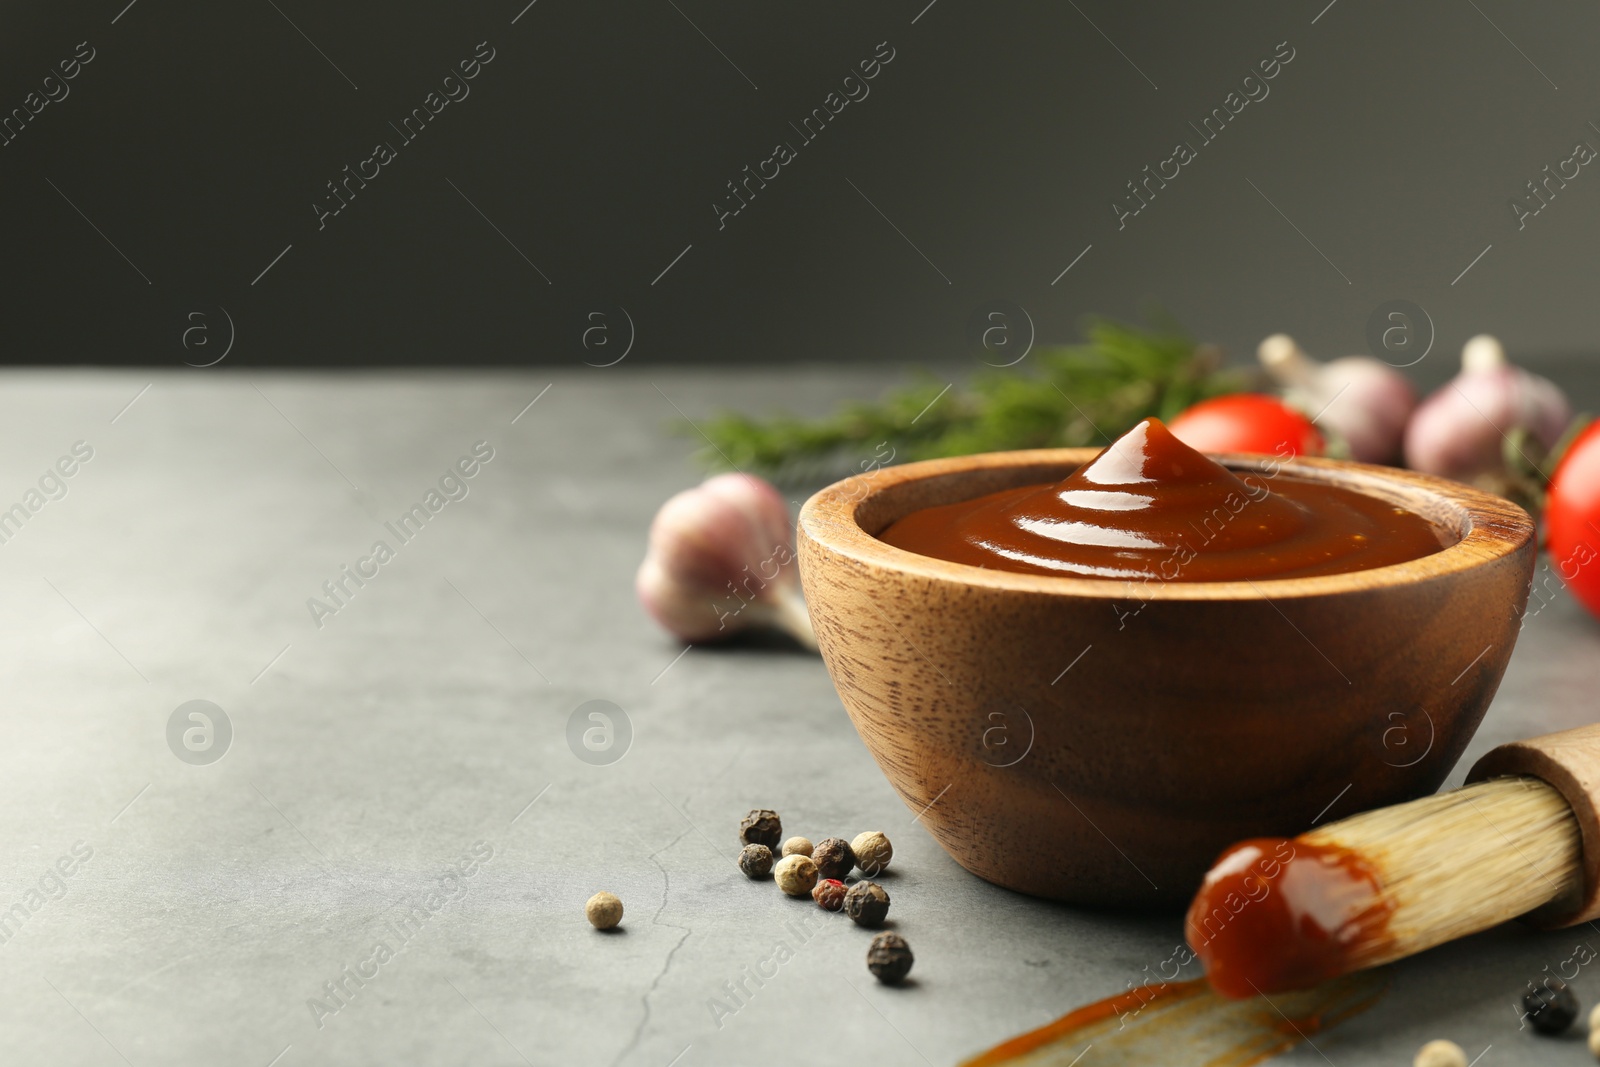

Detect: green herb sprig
[687,317,1255,485]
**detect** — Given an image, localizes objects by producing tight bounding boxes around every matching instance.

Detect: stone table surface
[3,365,1600,1067]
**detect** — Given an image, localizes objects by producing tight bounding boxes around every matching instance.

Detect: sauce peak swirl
[877,418,1446,581]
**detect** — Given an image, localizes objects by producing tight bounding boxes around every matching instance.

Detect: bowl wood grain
[798,449,1536,907]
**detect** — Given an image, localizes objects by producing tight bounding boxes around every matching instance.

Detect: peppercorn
[812,878,848,911]
[867,932,913,984]
[852,830,893,875]
[1523,979,1579,1035]
[585,891,623,930]
[774,854,818,897]
[844,881,890,927]
[1588,1027,1600,1060]
[1412,1040,1466,1067]
[738,843,773,879]
[739,809,782,849]
[813,837,856,881]
[781,836,813,858]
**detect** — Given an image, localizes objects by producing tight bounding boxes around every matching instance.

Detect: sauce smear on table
[959,970,1387,1066]
[878,418,1446,580]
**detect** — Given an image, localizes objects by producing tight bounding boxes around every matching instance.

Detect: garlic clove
[1403,334,1572,483]
[1257,333,1417,464]
[1460,333,1505,374]
[636,473,818,650]
[635,555,723,644]
[1457,334,1571,447]
[1257,334,1316,388]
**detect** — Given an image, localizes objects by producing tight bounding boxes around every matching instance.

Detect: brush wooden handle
[1468,723,1600,929]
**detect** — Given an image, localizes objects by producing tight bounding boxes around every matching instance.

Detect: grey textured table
[3,366,1599,1067]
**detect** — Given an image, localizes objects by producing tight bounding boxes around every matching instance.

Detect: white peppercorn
[1412,1040,1465,1067]
[774,854,818,897]
[852,831,893,875]
[585,891,623,930]
[781,836,813,858]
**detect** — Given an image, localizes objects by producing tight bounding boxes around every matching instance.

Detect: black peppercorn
[737,843,773,879]
[739,809,782,849]
[1523,979,1579,1035]
[867,932,913,984]
[844,881,890,927]
[812,878,847,911]
[812,837,856,880]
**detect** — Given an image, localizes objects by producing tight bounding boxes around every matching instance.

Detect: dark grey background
[3,0,1597,366]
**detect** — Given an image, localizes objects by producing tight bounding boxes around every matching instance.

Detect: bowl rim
[797,447,1535,601]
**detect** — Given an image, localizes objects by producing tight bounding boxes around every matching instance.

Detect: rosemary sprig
[687,316,1255,484]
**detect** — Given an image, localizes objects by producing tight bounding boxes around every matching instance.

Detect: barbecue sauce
[878,418,1445,581]
[1184,837,1395,999]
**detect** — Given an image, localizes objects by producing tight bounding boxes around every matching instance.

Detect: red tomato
[1168,394,1324,458]
[1545,418,1600,619]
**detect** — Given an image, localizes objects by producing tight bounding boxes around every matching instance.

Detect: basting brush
[1186,722,1600,999]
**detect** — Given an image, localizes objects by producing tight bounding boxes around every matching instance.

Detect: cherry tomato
[1168,394,1324,458]
[1544,418,1600,619]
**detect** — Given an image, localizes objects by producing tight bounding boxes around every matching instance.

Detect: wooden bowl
[798,449,1536,907]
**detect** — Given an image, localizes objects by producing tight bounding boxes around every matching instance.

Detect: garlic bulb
[1403,335,1571,483]
[636,473,817,649]
[1258,334,1416,463]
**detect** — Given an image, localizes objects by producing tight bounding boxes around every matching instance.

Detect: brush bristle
[1307,775,1581,972]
